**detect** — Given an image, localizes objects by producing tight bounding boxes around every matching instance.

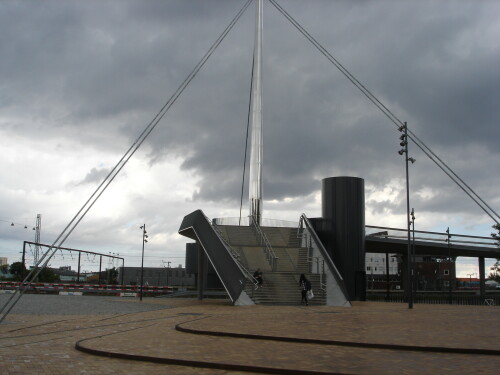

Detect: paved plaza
[0,294,499,374]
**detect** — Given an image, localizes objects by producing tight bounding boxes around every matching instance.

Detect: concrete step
[244,271,326,306]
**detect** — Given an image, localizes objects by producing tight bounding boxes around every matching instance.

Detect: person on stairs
[299,273,311,306]
[253,268,263,289]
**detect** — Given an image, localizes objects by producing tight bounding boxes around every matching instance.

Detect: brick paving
[1,297,499,374]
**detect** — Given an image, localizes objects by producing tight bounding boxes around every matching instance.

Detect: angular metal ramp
[178,210,254,306]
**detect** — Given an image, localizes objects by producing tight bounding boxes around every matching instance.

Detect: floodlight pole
[411,208,416,300]
[446,227,452,304]
[398,122,413,309]
[22,241,27,280]
[140,224,147,301]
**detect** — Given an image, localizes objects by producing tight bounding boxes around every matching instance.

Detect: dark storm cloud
[1,0,498,223]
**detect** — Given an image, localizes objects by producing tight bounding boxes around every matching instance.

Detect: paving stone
[1,297,499,374]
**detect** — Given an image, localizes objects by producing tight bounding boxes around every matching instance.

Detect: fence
[367,292,499,306]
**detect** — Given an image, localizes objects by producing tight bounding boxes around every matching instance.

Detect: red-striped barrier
[0,281,172,294]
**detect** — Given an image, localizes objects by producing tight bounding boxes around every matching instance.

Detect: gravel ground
[0,294,173,316]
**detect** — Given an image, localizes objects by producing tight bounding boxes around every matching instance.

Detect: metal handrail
[281,246,298,271]
[366,225,498,243]
[207,215,259,289]
[250,215,278,271]
[211,220,242,261]
[368,232,497,247]
[298,214,350,303]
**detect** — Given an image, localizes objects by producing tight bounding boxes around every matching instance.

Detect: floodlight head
[11,222,14,226]
[399,134,406,141]
[145,234,148,238]
[144,239,148,243]
[398,125,404,132]
[140,225,143,229]
[400,141,407,147]
[398,149,405,155]
[408,157,416,164]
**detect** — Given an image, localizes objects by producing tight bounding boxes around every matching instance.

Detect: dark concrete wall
[185,242,224,290]
[316,176,366,300]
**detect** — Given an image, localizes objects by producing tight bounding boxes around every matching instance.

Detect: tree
[492,223,500,246]
[36,267,60,283]
[488,224,500,282]
[106,267,118,284]
[86,273,100,284]
[9,262,27,280]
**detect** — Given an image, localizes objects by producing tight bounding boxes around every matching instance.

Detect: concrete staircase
[244,272,326,306]
[217,225,326,306]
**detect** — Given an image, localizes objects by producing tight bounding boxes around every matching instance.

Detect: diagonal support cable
[0,0,253,323]
[269,0,499,224]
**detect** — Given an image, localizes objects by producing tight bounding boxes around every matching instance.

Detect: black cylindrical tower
[322,176,366,300]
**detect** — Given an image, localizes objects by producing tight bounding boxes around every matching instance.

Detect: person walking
[253,268,263,289]
[299,273,311,306]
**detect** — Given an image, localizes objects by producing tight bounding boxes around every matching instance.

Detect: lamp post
[446,227,452,304]
[139,224,148,301]
[410,208,416,299]
[466,273,477,288]
[467,273,473,288]
[398,122,416,309]
[166,261,171,287]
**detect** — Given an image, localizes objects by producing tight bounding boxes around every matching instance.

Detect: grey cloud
[1,0,498,230]
[73,167,112,186]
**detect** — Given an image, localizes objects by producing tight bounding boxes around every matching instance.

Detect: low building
[118,266,195,287]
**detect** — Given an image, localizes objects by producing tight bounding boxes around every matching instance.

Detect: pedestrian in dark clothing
[253,268,263,289]
[299,273,311,306]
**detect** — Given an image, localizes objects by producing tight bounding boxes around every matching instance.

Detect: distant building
[365,254,456,291]
[456,277,480,289]
[118,266,195,287]
[0,257,13,279]
[413,256,456,291]
[365,253,398,275]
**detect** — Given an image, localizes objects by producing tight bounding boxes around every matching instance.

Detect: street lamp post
[411,208,416,299]
[446,227,452,304]
[398,122,416,309]
[139,224,148,301]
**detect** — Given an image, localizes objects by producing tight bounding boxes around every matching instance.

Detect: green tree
[9,262,27,280]
[106,267,118,284]
[488,224,500,282]
[36,267,60,283]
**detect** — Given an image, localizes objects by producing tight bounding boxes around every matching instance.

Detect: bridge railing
[212,217,298,228]
[366,225,498,249]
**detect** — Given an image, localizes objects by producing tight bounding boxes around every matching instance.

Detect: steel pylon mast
[249,0,263,225]
[34,214,41,265]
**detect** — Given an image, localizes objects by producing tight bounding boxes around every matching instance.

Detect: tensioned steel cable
[239,45,256,226]
[0,0,253,323]
[269,0,499,224]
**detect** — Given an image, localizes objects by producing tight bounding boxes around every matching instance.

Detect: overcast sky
[1,0,498,277]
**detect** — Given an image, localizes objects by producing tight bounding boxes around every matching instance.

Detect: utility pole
[446,228,452,304]
[139,224,148,301]
[34,214,41,266]
[398,122,416,309]
[166,261,171,286]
